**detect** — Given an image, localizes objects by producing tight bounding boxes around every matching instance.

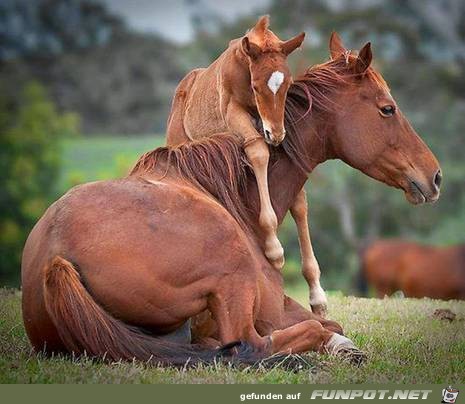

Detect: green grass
[59,135,164,190]
[1,287,464,384]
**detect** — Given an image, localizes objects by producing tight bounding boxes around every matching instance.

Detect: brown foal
[166,15,305,270]
[21,35,440,366]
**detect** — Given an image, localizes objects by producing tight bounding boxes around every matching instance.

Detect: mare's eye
[379,105,396,117]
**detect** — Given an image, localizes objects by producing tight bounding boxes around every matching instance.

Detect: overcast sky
[99,0,270,43]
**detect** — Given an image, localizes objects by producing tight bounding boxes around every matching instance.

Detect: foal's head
[317,33,441,204]
[242,15,305,146]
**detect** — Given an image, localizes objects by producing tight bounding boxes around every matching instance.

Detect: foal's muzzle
[263,123,285,146]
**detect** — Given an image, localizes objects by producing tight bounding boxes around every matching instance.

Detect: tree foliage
[0,82,79,286]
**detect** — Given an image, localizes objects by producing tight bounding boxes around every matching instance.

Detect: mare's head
[242,15,305,146]
[292,33,441,204]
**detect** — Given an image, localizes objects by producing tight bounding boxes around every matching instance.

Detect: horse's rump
[21,177,256,348]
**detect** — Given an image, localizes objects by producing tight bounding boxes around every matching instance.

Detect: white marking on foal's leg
[267,71,284,94]
[309,282,328,307]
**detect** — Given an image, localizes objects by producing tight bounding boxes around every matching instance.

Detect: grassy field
[1,286,464,384]
[59,135,164,190]
[3,136,463,383]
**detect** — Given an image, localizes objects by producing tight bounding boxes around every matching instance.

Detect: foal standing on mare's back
[166,16,305,270]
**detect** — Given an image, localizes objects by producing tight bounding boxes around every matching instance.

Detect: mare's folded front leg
[290,188,328,316]
[244,139,284,269]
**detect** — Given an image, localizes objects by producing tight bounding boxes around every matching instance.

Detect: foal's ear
[329,31,347,59]
[251,15,270,35]
[242,37,262,60]
[281,32,305,56]
[354,42,372,74]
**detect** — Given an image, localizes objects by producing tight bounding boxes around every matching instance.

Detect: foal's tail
[42,256,262,367]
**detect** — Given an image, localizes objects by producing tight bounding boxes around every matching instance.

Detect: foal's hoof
[265,242,285,270]
[270,254,285,270]
[311,303,327,318]
[325,334,366,366]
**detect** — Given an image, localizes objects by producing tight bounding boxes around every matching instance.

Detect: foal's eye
[379,105,396,117]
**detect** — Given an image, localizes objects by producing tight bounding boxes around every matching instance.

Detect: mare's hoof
[325,334,366,366]
[311,303,327,318]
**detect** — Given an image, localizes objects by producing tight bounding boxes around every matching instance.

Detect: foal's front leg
[290,188,328,316]
[226,102,284,269]
[244,140,284,269]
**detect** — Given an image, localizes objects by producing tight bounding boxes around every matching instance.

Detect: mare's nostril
[433,169,442,189]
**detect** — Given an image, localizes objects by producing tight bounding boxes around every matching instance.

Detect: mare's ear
[329,31,346,59]
[354,42,372,74]
[242,37,262,60]
[251,15,270,35]
[281,32,305,55]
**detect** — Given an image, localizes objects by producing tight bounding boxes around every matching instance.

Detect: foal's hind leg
[290,188,327,316]
[166,69,203,146]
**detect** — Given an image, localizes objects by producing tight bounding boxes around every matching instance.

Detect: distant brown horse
[361,240,465,299]
[167,16,305,270]
[21,35,440,366]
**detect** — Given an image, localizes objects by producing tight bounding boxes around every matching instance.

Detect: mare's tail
[42,256,263,367]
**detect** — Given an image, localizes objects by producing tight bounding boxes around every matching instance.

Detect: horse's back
[21,177,257,350]
[167,43,242,144]
[400,245,465,299]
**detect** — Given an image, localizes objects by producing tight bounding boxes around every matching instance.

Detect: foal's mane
[130,56,389,231]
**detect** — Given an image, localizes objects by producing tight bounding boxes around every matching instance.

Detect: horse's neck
[248,116,330,225]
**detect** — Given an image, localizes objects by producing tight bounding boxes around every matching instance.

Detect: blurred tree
[0,0,123,60]
[0,82,79,286]
[1,0,184,134]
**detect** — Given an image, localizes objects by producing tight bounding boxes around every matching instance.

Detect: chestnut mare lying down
[361,240,465,299]
[21,38,440,367]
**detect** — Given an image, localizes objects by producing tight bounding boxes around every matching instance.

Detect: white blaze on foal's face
[267,71,284,95]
